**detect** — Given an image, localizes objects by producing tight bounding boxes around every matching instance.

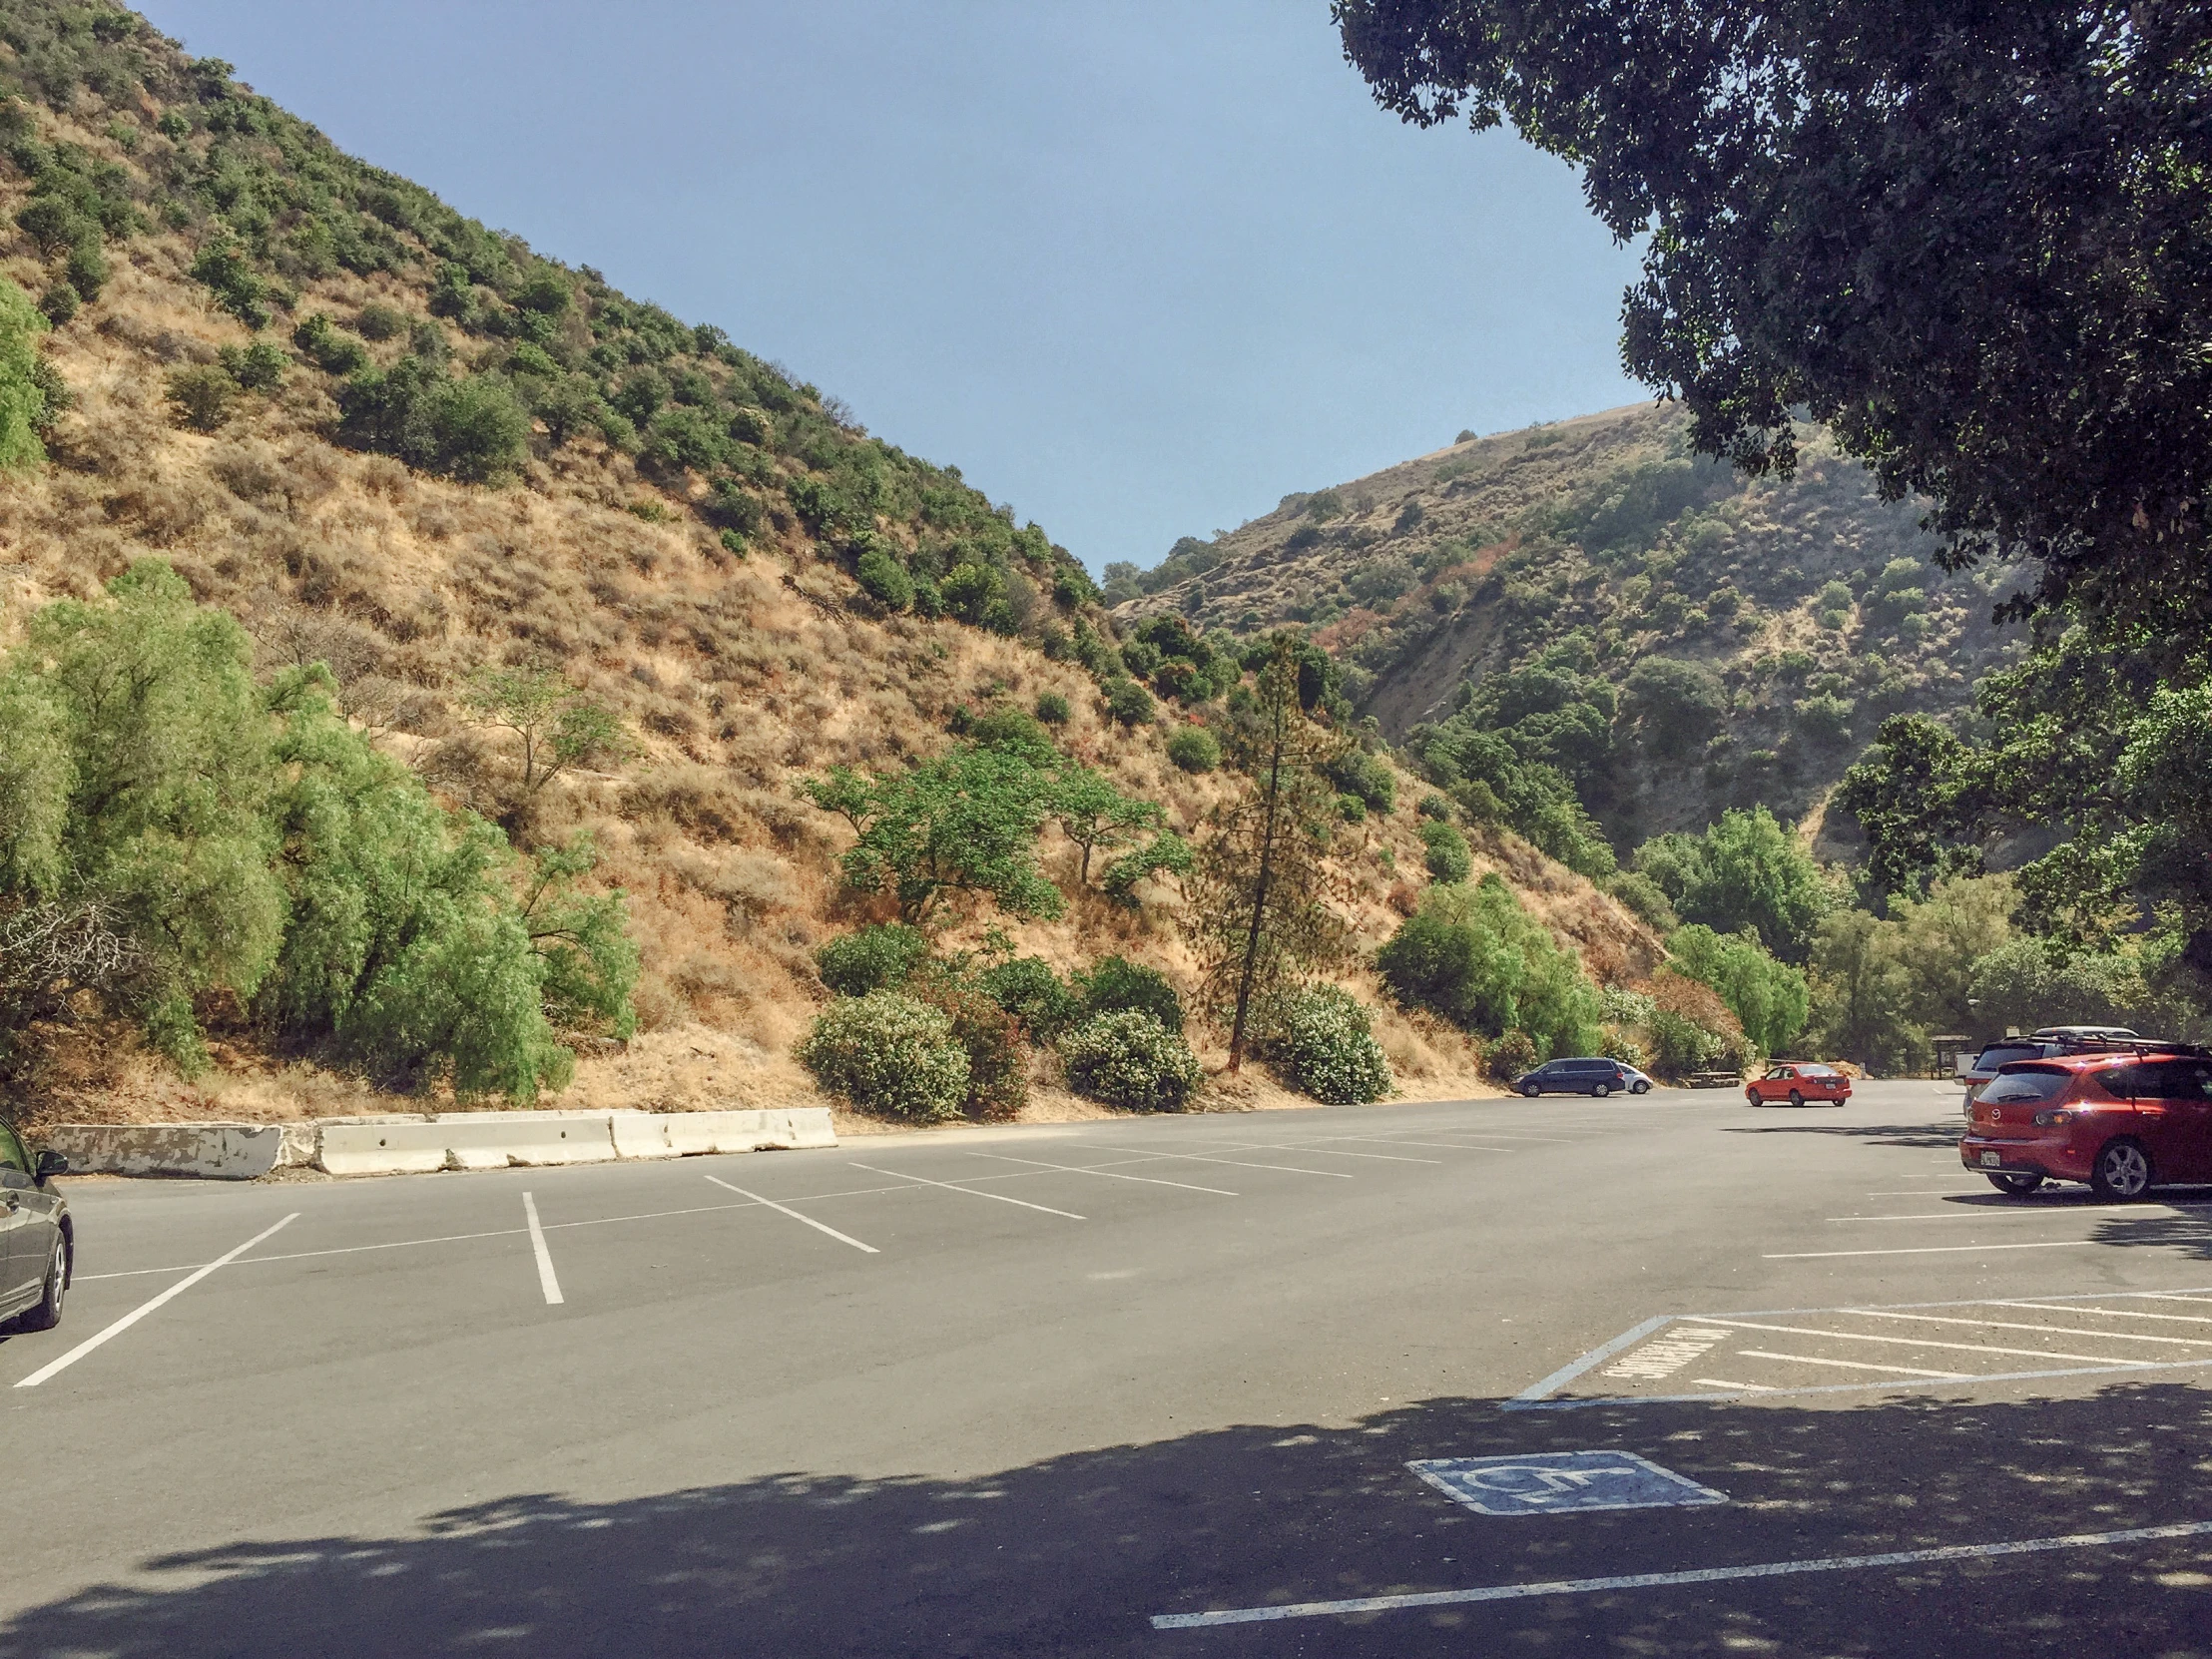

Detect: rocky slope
[1113,402,2025,855]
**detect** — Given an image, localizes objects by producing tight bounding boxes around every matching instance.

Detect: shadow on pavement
[6,1382,2210,1657]
[1722,1121,1962,1148]
[2090,1208,2212,1260]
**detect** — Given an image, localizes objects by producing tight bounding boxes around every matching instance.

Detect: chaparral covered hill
[1112,402,2026,865]
[0,1,1658,1128]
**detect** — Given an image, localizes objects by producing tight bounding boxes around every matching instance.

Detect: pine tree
[1185,638,1354,1071]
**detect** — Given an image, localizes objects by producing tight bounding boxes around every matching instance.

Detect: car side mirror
[34,1150,68,1180]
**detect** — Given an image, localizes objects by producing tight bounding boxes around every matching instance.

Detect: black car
[0,1118,70,1333]
[1513,1057,1653,1098]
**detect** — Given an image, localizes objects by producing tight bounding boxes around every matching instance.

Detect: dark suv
[0,1117,70,1333]
[1513,1057,1653,1098]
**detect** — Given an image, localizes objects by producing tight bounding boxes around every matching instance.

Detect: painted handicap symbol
[1409,1450,1729,1517]
[1456,1462,1642,1502]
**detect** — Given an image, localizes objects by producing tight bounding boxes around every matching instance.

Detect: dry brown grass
[0,153,1648,1131]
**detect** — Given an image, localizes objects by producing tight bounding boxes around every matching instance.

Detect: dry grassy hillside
[1114,402,2025,848]
[0,7,1659,1127]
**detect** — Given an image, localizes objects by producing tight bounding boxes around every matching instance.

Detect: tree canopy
[1336,1,2212,643]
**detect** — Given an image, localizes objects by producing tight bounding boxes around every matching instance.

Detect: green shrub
[165,363,236,431]
[1419,819,1472,882]
[1060,1009,1201,1111]
[1606,870,1679,932]
[1667,923,1809,1054]
[0,563,630,1096]
[1377,873,1602,1059]
[1166,726,1220,774]
[642,405,732,473]
[219,337,287,392]
[815,922,929,996]
[336,357,529,482]
[190,237,271,326]
[1104,678,1156,727]
[1338,793,1368,824]
[1598,1028,1647,1068]
[62,239,107,301]
[1325,748,1396,813]
[978,953,1078,1041]
[854,546,914,611]
[1796,692,1855,745]
[1100,830,1193,906]
[1034,691,1071,726]
[922,978,1026,1120]
[797,992,969,1121]
[1075,954,1184,1031]
[355,302,407,341]
[1417,793,1452,821]
[0,279,59,469]
[1259,984,1392,1103]
[1648,1006,1724,1076]
[293,312,368,375]
[35,281,76,325]
[1487,1028,1538,1080]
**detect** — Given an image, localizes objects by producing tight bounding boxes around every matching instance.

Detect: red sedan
[1746,1063,1853,1107]
[1960,1048,2212,1198]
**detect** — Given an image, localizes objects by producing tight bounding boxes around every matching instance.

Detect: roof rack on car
[2042,1037,2212,1059]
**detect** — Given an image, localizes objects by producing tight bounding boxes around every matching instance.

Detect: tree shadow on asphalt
[2090,1207,2212,1260]
[6,1383,2211,1659]
[1721,1121,1961,1148]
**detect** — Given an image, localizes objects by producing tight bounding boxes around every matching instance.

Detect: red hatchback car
[1746,1063,1853,1107]
[1959,1049,2212,1198]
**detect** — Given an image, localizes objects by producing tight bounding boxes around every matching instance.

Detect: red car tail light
[2032,1109,2073,1126]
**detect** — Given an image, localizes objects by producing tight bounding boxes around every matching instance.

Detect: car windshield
[1982,1065,2073,1104]
[1800,1064,1839,1076]
[1973,1044,2042,1070]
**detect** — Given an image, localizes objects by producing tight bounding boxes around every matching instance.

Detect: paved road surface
[2,1081,2208,1656]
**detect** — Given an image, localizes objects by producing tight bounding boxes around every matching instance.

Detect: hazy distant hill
[1113,401,2023,855]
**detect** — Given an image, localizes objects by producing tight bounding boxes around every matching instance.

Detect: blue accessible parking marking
[1409,1450,1728,1516]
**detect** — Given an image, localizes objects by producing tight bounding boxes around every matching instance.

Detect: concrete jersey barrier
[609,1108,836,1159]
[42,1122,286,1181]
[45,1107,834,1180]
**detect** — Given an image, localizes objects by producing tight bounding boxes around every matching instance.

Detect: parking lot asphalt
[2,1080,2208,1657]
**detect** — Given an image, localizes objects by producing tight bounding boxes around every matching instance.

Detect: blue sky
[137,1,1647,572]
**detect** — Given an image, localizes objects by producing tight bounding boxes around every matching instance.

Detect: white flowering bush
[1060,1009,1201,1112]
[1262,984,1393,1104]
[797,991,969,1121]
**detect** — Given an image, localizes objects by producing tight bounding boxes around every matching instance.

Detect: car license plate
[1980,1151,2001,1168]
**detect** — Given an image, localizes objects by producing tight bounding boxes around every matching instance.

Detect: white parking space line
[1324,1134,1522,1152]
[1219,1140,1440,1165]
[15,1212,299,1388]
[1697,1317,2139,1366]
[2144,1294,2212,1306]
[965,1152,1237,1197]
[847,1162,1086,1220]
[702,1175,880,1251]
[1693,1378,1776,1391]
[1849,1308,2212,1348]
[1999,1302,2212,1325]
[1080,1145,1353,1179]
[1736,1349,1970,1381]
[1766,1240,2102,1260]
[1865,1190,1987,1197]
[522,1193,563,1306]
[1149,1518,2212,1629]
